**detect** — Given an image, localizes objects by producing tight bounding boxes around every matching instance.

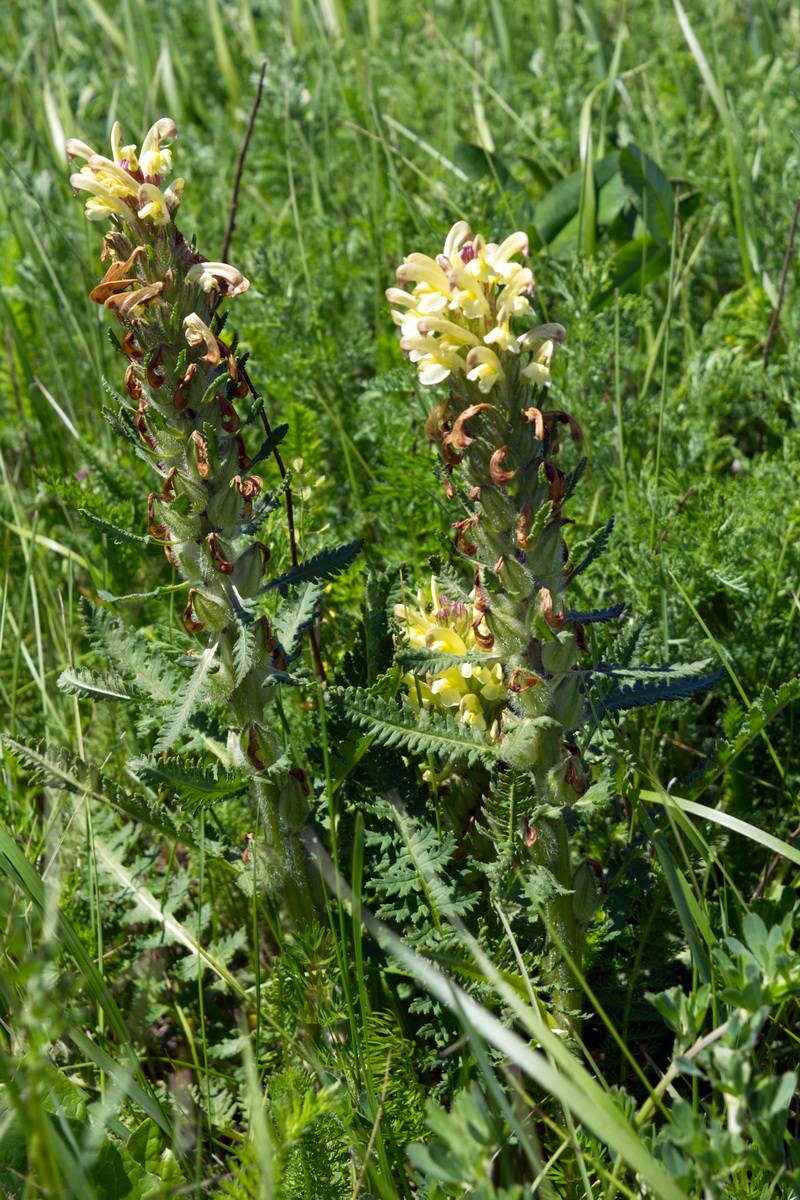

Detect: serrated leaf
[566,518,614,586]
[395,647,498,674]
[153,639,220,755]
[259,538,364,593]
[98,581,191,604]
[563,455,589,505]
[334,687,498,767]
[57,666,138,702]
[247,422,289,471]
[564,602,626,623]
[130,757,249,813]
[586,668,723,715]
[78,508,149,546]
[274,579,322,664]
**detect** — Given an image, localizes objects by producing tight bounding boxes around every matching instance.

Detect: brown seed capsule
[182,589,205,634]
[489,445,515,487]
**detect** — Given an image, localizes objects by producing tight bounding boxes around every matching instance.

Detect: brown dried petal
[516,502,532,550]
[106,281,164,320]
[124,363,142,403]
[489,445,515,487]
[522,406,545,441]
[89,246,146,305]
[440,434,463,467]
[573,619,588,654]
[164,543,179,569]
[173,362,196,412]
[450,403,493,450]
[162,467,177,502]
[146,344,166,390]
[207,532,234,574]
[246,724,267,771]
[219,393,240,433]
[235,434,251,471]
[452,516,478,557]
[121,330,144,361]
[147,492,166,539]
[472,612,494,651]
[182,589,205,634]
[135,400,156,451]
[191,430,210,477]
[425,399,451,442]
[540,586,564,629]
[509,668,539,692]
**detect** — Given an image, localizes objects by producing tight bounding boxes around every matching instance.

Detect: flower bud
[207,477,244,529]
[278,768,311,831]
[232,542,269,598]
[191,588,230,633]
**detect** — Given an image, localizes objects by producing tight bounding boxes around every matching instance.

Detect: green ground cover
[1,0,800,1195]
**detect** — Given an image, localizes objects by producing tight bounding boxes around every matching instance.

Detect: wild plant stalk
[66,119,312,916]
[388,223,593,1017]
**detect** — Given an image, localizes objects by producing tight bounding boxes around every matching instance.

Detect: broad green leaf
[590,235,671,309]
[619,144,675,244]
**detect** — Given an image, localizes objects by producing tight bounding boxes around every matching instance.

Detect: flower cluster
[387,221,564,394]
[67,119,185,228]
[394,579,506,740]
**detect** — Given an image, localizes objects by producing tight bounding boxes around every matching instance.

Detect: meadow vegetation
[1,0,800,1195]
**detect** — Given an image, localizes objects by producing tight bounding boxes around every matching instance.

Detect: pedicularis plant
[64,119,363,916]
[339,221,718,1021]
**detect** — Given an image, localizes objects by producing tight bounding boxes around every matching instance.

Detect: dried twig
[220,61,267,264]
[653,485,695,553]
[763,196,800,370]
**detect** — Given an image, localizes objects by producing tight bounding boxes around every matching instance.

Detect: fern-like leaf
[395,647,498,673]
[586,668,723,715]
[259,539,364,594]
[153,639,220,755]
[57,666,140,702]
[78,508,150,546]
[334,687,498,767]
[130,756,250,813]
[566,517,614,585]
[247,423,289,470]
[564,602,626,623]
[274,580,322,664]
